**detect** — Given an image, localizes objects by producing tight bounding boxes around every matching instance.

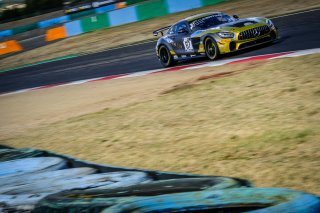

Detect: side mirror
[178,28,188,34]
[233,15,239,19]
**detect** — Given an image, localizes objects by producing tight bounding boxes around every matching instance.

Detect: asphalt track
[0,9,319,94]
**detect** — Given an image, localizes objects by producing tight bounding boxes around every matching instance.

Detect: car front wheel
[204,37,220,60]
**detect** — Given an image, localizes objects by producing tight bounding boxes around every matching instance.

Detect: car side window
[167,26,175,35]
[174,22,189,34]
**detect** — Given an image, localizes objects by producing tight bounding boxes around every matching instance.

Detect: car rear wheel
[158,45,175,67]
[205,37,219,60]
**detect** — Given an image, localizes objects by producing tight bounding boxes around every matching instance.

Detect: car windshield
[189,14,234,31]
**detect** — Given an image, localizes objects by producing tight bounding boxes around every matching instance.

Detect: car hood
[210,18,267,32]
[190,18,268,37]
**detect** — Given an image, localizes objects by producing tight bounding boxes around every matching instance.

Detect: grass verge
[1,0,320,70]
[1,54,319,194]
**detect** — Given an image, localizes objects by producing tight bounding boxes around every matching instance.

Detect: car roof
[183,12,223,22]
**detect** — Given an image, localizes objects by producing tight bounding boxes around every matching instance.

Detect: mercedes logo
[253,29,260,37]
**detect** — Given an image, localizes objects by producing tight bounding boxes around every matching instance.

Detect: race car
[153,12,278,67]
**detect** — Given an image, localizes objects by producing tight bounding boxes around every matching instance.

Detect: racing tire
[204,37,220,61]
[158,45,175,67]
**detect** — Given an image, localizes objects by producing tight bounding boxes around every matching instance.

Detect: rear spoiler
[153,25,171,36]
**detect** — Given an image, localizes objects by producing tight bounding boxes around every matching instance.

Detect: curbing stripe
[228,52,293,64]
[270,48,320,59]
[88,74,128,82]
[0,48,319,97]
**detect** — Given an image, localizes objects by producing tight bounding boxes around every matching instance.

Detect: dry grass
[1,0,320,70]
[1,54,319,194]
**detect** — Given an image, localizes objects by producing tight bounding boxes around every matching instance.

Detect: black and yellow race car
[153,12,278,67]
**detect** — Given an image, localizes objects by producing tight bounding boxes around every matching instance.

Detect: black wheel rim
[160,47,169,64]
[205,39,216,58]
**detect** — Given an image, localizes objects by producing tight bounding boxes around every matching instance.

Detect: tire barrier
[0,148,43,162]
[80,14,110,33]
[0,2,122,38]
[45,26,67,42]
[0,0,229,40]
[116,2,127,9]
[41,0,229,42]
[0,40,23,56]
[65,20,83,37]
[33,177,245,212]
[101,188,320,213]
[0,157,66,178]
[38,16,71,29]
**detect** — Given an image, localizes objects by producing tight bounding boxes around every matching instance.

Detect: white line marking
[19,35,45,43]
[80,40,157,56]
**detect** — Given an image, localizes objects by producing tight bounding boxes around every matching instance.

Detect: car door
[170,21,195,55]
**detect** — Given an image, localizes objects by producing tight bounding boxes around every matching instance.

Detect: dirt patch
[1,0,320,70]
[161,82,195,94]
[1,54,319,194]
[197,71,236,81]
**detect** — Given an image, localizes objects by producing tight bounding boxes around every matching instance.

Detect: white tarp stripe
[1,48,319,97]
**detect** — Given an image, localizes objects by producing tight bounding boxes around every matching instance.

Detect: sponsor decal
[91,16,97,22]
[183,37,194,52]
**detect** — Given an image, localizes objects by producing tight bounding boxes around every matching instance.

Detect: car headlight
[217,32,234,39]
[266,19,275,28]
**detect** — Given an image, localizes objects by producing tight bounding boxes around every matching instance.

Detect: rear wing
[153,26,171,36]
